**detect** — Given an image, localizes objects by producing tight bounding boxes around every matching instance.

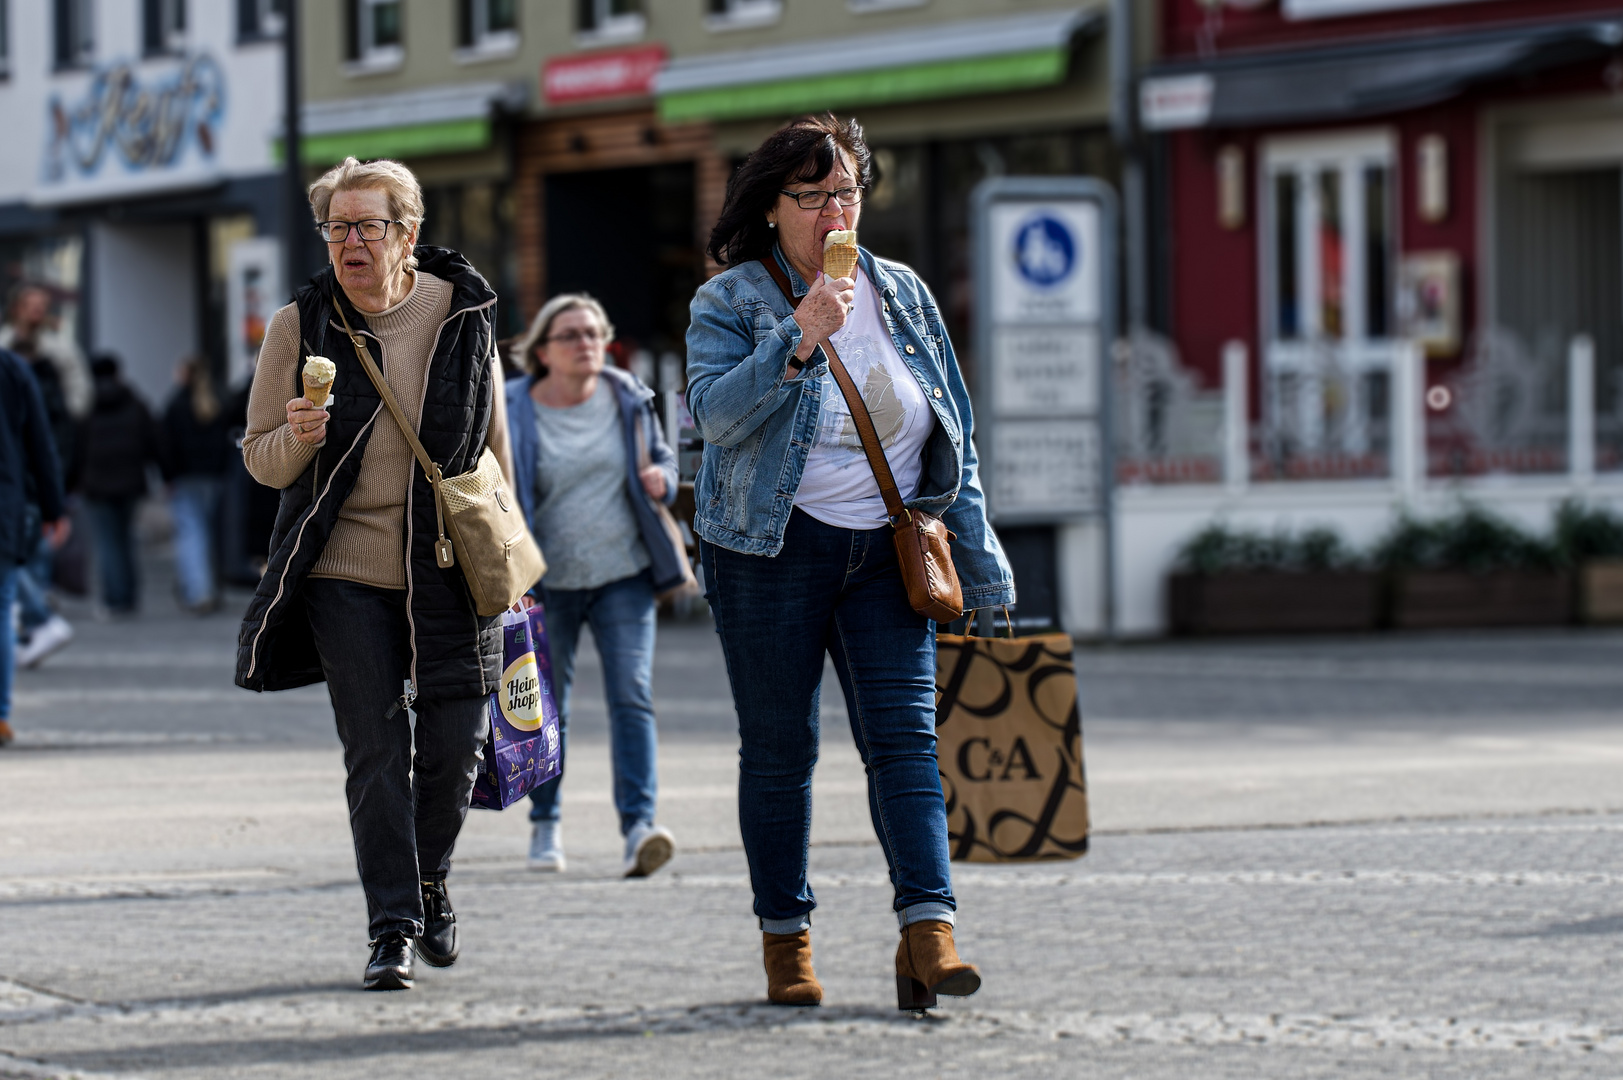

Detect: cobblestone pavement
[2,574,1621,1078]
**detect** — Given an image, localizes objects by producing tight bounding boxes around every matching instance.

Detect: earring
[768,221,776,229]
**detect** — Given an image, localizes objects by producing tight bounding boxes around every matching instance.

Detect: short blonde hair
[307,156,426,270]
[513,294,616,378]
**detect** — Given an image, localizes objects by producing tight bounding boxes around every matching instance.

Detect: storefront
[0,4,286,406]
[1140,0,1623,475]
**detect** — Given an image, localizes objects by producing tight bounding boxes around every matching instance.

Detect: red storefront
[1141,0,1623,474]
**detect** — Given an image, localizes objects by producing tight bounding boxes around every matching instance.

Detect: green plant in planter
[1374,505,1559,573]
[1554,500,1623,563]
[1178,523,1358,575]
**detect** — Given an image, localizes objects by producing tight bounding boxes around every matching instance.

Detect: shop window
[577,0,643,41]
[1260,130,1397,465]
[0,0,10,80]
[705,0,781,31]
[53,0,94,70]
[142,0,185,57]
[346,0,403,72]
[457,0,518,59]
[238,0,286,42]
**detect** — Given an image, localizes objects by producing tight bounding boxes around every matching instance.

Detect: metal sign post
[971,177,1119,639]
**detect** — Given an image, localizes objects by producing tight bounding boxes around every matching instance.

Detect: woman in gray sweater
[506,294,687,878]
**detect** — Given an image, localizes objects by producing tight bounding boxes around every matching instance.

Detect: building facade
[0,0,287,405]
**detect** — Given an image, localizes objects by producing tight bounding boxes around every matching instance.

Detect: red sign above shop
[544,46,667,104]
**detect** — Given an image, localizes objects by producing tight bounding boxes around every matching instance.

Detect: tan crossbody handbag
[333,297,546,617]
[760,260,963,623]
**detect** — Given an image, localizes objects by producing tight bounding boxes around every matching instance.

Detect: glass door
[1261,131,1396,471]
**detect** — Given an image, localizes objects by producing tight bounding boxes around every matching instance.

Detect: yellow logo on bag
[500,653,542,731]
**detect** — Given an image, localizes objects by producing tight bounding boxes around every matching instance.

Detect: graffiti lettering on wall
[44,55,225,182]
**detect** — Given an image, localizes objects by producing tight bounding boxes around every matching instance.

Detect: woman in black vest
[236,157,512,992]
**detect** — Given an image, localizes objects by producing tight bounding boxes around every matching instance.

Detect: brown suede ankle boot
[895,920,980,1010]
[763,930,823,1006]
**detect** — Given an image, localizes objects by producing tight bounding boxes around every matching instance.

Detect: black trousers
[305,578,490,940]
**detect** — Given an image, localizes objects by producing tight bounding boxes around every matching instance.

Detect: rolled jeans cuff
[898,902,956,930]
[760,914,811,935]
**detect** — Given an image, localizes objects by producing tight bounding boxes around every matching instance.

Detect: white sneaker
[622,822,674,878]
[528,820,565,872]
[18,615,73,669]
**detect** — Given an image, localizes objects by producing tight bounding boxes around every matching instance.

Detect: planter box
[1391,571,1573,629]
[1168,571,1381,635]
[1580,559,1623,624]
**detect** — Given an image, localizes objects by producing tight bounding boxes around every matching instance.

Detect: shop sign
[1140,74,1213,132]
[1284,0,1492,19]
[972,178,1117,525]
[544,46,666,104]
[36,54,225,205]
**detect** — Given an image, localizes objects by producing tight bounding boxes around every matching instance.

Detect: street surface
[4,557,1623,1078]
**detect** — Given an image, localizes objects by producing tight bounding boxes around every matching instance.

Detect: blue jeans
[0,564,16,721]
[702,508,956,932]
[170,477,221,607]
[304,578,491,939]
[87,496,139,613]
[14,527,53,634]
[527,569,659,836]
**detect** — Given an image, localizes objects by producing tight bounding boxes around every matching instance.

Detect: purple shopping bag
[470,604,562,810]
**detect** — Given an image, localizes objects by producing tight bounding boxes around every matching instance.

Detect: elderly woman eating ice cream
[238,156,513,994]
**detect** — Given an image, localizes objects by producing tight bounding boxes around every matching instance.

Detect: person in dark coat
[0,349,67,745]
[80,354,163,614]
[236,156,512,992]
[160,357,234,613]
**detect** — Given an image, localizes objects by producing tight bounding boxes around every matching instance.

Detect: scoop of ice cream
[823,230,856,250]
[303,356,336,385]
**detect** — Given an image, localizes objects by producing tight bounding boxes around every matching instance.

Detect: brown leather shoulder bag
[760,259,963,623]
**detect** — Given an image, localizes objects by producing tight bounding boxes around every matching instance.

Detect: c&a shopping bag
[471,604,562,810]
[934,613,1089,862]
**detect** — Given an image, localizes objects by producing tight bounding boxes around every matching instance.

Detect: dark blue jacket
[0,349,64,565]
[506,366,686,595]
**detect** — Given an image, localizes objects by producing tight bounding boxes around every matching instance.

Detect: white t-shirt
[793,270,936,530]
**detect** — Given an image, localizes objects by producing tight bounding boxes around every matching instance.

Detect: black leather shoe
[364,930,414,991]
[415,879,459,968]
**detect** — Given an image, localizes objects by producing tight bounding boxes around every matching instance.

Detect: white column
[1222,340,1249,494]
[1569,335,1596,485]
[1391,341,1425,502]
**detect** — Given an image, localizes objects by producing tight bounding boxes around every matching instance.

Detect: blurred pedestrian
[81,354,162,616]
[160,357,233,613]
[236,156,513,992]
[508,294,683,877]
[686,115,1014,1008]
[4,283,87,667]
[0,348,67,746]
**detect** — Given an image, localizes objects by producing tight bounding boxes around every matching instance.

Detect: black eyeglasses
[318,219,402,242]
[778,187,863,210]
[544,328,605,345]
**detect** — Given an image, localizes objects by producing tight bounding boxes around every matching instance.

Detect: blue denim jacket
[685,246,1015,610]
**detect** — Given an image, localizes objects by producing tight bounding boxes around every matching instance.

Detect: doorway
[544,163,699,358]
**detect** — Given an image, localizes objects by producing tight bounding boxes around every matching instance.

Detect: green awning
[283,81,525,165]
[294,118,491,166]
[655,9,1100,124]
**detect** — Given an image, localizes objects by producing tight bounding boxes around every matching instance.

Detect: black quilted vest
[235,247,502,699]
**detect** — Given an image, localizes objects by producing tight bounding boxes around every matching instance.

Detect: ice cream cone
[302,356,336,408]
[823,230,858,280]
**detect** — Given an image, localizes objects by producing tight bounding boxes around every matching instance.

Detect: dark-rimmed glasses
[318,219,402,242]
[545,328,605,346]
[778,187,863,210]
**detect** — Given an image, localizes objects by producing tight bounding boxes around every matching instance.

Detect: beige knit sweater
[242,272,512,590]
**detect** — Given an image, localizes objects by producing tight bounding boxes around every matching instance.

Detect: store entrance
[545,162,699,359]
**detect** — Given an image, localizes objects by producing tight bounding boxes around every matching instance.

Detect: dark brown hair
[706,113,874,268]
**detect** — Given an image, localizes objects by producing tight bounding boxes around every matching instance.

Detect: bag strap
[758,258,905,522]
[331,294,454,566]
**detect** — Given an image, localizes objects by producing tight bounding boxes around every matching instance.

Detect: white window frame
[577,0,644,46]
[705,0,782,32]
[457,0,518,62]
[350,0,404,74]
[1259,129,1400,453]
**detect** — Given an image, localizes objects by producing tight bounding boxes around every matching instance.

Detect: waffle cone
[823,229,858,279]
[303,378,332,408]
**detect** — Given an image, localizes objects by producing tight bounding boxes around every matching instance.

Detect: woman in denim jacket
[686,114,1014,1011]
